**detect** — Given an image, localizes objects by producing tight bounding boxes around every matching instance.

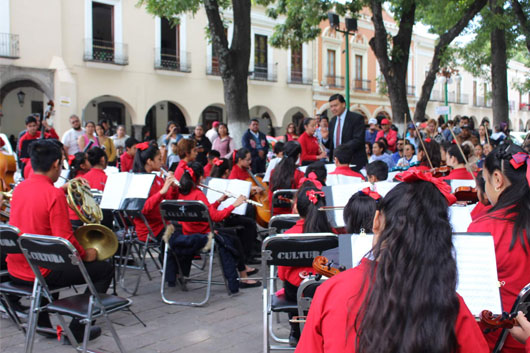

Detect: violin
[432,165,451,178]
[480,310,520,331]
[312,256,344,278]
[453,186,478,204]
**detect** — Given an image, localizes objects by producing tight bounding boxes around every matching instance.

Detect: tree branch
[511,0,530,52]
[369,0,391,78]
[203,0,230,74]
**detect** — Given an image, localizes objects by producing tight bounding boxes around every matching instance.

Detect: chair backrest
[160,200,214,231]
[268,214,300,234]
[271,189,297,211]
[0,224,22,255]
[262,233,338,267]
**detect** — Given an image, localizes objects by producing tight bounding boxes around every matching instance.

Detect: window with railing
[326,75,345,89]
[407,85,415,96]
[0,33,19,58]
[254,34,268,80]
[354,79,371,92]
[290,44,303,84]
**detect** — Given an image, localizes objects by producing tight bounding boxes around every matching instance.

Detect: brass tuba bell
[67,179,118,260]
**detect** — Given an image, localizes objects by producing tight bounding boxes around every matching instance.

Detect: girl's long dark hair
[209,158,230,178]
[447,144,471,164]
[354,181,458,353]
[132,143,159,173]
[483,142,530,251]
[179,161,204,195]
[231,148,250,167]
[295,185,332,233]
[305,161,327,186]
[270,141,301,191]
[68,152,88,179]
[343,193,377,234]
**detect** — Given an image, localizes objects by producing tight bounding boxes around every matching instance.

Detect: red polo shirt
[299,132,321,163]
[18,129,59,164]
[177,188,234,235]
[120,152,134,172]
[375,129,398,152]
[134,175,178,241]
[82,168,107,191]
[204,163,213,177]
[441,167,474,180]
[229,164,250,181]
[8,174,86,281]
[329,165,365,180]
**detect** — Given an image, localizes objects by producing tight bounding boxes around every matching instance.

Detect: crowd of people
[2,94,530,353]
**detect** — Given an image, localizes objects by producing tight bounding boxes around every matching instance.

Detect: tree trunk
[414,0,488,123]
[490,0,509,127]
[204,0,251,147]
[369,0,415,131]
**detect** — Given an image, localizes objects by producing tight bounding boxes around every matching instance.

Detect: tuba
[67,179,118,260]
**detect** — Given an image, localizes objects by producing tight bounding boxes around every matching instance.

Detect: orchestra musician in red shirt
[269,142,304,215]
[119,137,137,172]
[18,115,59,174]
[8,139,112,342]
[83,147,108,191]
[174,138,198,181]
[328,144,365,180]
[468,143,530,353]
[509,312,530,353]
[441,144,474,180]
[406,139,442,173]
[298,117,327,166]
[228,148,262,195]
[132,142,178,243]
[296,173,489,353]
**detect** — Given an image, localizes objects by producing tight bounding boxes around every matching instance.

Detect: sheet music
[449,204,474,232]
[387,171,400,181]
[202,177,251,216]
[104,166,120,176]
[449,179,476,193]
[100,173,155,210]
[326,174,364,186]
[53,170,70,188]
[298,163,337,174]
[373,181,400,197]
[344,232,501,316]
[323,183,372,228]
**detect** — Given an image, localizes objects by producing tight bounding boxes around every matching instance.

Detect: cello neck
[248,170,265,189]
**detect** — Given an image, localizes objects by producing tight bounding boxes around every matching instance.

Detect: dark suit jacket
[325,110,367,170]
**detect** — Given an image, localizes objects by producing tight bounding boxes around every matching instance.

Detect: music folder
[99,172,156,211]
[338,232,503,317]
[326,174,364,186]
[201,177,252,216]
[322,183,372,228]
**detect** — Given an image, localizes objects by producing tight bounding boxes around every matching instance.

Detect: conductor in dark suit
[324,94,367,171]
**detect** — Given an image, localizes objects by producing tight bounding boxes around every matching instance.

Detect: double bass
[246,171,271,228]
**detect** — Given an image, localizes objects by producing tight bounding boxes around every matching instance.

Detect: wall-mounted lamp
[17,91,26,107]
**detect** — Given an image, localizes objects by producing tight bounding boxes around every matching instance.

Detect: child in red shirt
[174,138,198,180]
[328,144,365,180]
[269,142,304,215]
[119,137,137,172]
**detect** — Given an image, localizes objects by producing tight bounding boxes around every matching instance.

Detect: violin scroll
[312,256,342,278]
[479,310,518,331]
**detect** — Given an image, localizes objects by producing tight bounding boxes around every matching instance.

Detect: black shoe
[246,268,259,276]
[239,280,262,289]
[62,326,102,345]
[289,326,300,347]
[246,258,261,265]
[289,334,299,347]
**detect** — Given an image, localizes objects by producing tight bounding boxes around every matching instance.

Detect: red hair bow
[424,138,432,143]
[298,172,323,190]
[183,165,195,181]
[396,170,457,205]
[510,152,530,187]
[213,157,223,166]
[68,154,76,166]
[359,187,381,201]
[306,190,325,205]
[136,142,150,151]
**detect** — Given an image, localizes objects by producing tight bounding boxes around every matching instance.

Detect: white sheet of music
[104,166,120,176]
[387,171,400,181]
[53,170,70,188]
[449,179,476,193]
[323,183,372,228]
[100,173,155,209]
[449,204,474,232]
[298,163,337,174]
[202,177,251,216]
[347,232,501,316]
[373,181,400,197]
[326,174,364,186]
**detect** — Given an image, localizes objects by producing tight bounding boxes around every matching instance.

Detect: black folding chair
[118,209,162,295]
[159,200,230,306]
[261,233,338,352]
[296,276,324,331]
[268,214,300,235]
[492,282,530,353]
[18,234,134,353]
[271,189,297,217]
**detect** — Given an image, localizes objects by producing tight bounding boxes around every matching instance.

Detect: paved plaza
[0,262,289,353]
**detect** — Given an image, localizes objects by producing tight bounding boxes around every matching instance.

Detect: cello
[247,171,271,228]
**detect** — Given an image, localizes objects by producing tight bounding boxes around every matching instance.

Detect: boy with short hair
[120,137,138,172]
[329,144,365,180]
[365,160,388,183]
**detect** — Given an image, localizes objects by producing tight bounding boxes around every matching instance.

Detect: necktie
[335,117,341,148]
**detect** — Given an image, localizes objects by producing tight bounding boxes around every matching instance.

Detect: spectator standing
[95,123,117,165]
[191,125,212,166]
[365,118,379,145]
[241,119,269,174]
[61,115,85,156]
[111,125,129,152]
[212,123,235,159]
[205,121,220,143]
[375,118,397,152]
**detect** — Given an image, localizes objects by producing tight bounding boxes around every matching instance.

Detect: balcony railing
[324,75,345,89]
[84,38,128,65]
[250,66,277,82]
[0,33,20,58]
[407,85,415,96]
[354,79,371,92]
[288,69,312,85]
[154,48,191,72]
[520,103,530,111]
[206,56,222,76]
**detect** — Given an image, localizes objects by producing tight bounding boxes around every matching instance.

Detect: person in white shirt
[61,114,85,156]
[205,121,220,143]
[111,125,129,152]
[263,141,284,183]
[396,141,417,167]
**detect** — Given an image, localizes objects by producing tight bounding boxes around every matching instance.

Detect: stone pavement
[0,261,291,353]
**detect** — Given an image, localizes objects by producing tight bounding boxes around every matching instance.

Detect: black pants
[283,280,317,339]
[10,260,113,331]
[223,215,258,260]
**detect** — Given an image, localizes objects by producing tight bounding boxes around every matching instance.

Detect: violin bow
[412,118,434,170]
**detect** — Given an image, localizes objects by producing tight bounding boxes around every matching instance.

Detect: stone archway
[0,66,54,103]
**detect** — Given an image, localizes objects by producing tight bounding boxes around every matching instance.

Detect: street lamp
[328,12,358,108]
[439,68,458,123]
[17,90,26,107]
